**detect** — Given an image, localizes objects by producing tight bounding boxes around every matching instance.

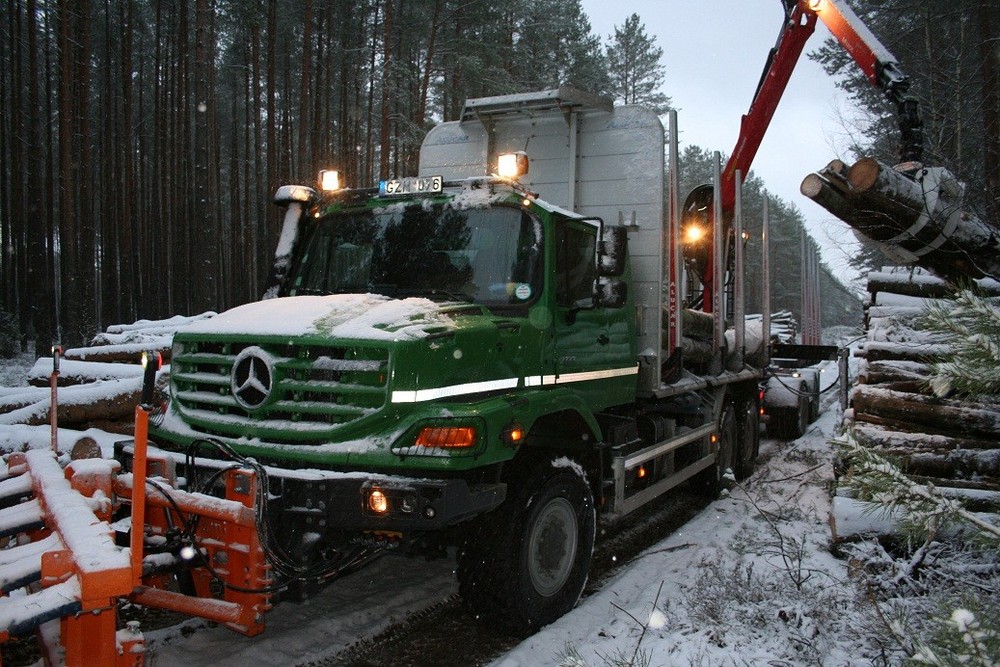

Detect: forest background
[1,0,996,352]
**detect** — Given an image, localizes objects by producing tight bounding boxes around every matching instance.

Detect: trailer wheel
[457,457,595,633]
[695,402,736,497]
[734,392,760,480]
[808,382,820,423]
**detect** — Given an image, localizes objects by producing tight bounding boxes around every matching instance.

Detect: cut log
[0,387,51,415]
[800,173,856,223]
[830,495,1000,543]
[852,386,1000,440]
[0,378,143,427]
[26,358,144,387]
[62,345,171,364]
[897,450,1000,480]
[803,157,1000,282]
[859,341,950,363]
[857,360,931,385]
[850,423,1000,452]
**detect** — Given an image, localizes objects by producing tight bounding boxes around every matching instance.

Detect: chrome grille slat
[171,340,389,442]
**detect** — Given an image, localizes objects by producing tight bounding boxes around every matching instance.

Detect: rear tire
[457,457,595,633]
[695,401,736,497]
[734,392,760,480]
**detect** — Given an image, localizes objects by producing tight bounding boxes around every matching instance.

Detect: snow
[180,294,451,341]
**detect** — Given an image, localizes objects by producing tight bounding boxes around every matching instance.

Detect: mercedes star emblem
[231,347,273,410]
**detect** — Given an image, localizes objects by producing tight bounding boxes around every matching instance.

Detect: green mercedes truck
[136,88,766,631]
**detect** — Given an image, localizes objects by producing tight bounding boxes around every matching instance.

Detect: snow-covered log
[26,358,144,387]
[867,272,1000,300]
[851,385,1000,440]
[830,495,1000,543]
[856,360,931,385]
[850,422,1000,453]
[0,378,142,428]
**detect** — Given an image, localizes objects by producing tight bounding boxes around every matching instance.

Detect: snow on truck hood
[179,294,452,341]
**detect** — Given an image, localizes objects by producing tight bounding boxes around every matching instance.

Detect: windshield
[283,202,543,309]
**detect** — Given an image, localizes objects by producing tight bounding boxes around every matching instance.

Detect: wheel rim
[527,497,578,597]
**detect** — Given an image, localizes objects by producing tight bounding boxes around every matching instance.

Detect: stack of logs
[0,313,211,432]
[801,158,1000,283]
[846,267,1000,508]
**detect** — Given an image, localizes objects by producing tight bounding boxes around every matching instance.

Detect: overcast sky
[580,0,868,284]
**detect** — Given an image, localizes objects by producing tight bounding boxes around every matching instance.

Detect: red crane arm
[720,4,817,215]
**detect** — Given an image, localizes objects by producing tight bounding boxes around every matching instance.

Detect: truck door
[552,219,633,409]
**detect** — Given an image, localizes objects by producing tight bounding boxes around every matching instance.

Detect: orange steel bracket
[119,462,273,637]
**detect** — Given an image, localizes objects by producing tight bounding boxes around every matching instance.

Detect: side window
[556,222,597,308]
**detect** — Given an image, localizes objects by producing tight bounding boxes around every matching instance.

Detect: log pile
[835,267,1000,540]
[0,313,213,432]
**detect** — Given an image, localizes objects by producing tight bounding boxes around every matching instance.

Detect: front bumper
[114,441,505,533]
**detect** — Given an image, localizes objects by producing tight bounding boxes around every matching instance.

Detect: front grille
[170,340,389,444]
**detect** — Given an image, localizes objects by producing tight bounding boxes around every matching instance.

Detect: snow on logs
[801,158,1000,282]
[834,268,1000,542]
[0,314,208,432]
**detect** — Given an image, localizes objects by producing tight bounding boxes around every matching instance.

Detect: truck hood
[179,294,455,341]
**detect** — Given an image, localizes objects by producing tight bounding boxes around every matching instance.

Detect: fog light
[369,488,389,514]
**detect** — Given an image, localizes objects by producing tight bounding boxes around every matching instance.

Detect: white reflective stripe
[391,377,520,403]
[524,364,638,387]
[392,365,638,403]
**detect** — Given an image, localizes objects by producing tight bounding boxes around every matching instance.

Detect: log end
[847,157,881,192]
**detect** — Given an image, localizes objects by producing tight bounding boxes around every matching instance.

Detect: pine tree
[921,288,1000,397]
[605,14,669,113]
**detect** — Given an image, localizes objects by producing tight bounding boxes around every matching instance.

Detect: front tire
[457,458,596,633]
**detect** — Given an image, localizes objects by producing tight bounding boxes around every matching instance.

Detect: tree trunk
[378,0,394,180]
[979,4,1000,223]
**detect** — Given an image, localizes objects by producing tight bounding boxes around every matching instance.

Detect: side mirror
[598,225,628,277]
[594,278,627,309]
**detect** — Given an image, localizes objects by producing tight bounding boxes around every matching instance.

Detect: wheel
[457,457,596,633]
[808,382,820,423]
[695,401,736,497]
[734,392,760,480]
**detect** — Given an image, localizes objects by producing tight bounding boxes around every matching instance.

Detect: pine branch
[843,437,1000,541]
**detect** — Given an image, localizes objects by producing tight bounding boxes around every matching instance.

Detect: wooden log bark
[851,422,1000,453]
[0,379,142,427]
[858,360,931,385]
[859,341,950,363]
[852,386,1000,440]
